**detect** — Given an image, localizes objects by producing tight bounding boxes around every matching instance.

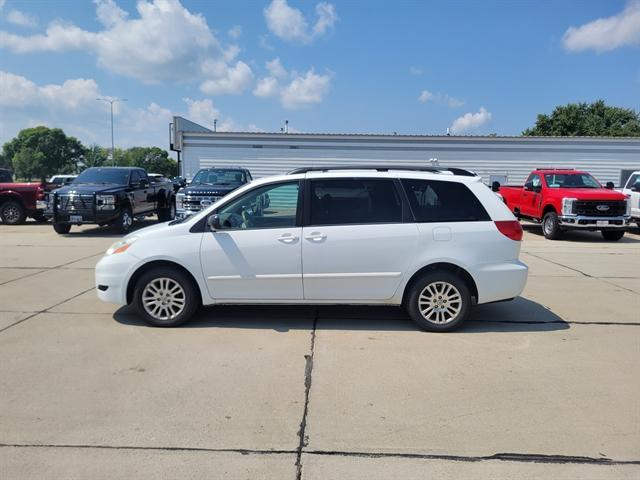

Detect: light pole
[97,97,127,166]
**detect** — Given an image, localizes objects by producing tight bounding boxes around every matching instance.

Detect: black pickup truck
[176,167,252,219]
[48,167,176,234]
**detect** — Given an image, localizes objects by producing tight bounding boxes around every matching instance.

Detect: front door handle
[277,233,298,244]
[305,232,326,242]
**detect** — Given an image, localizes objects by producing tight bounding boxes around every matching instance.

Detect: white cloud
[228,24,242,39]
[0,71,100,109]
[418,90,433,102]
[200,60,253,95]
[450,107,492,134]
[183,97,220,129]
[418,89,465,108]
[281,70,331,109]
[7,9,37,28]
[264,0,337,44]
[0,0,253,95]
[253,59,332,109]
[409,66,423,76]
[563,0,640,53]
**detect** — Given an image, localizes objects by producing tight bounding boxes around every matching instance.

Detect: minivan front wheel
[133,267,199,327]
[406,271,471,332]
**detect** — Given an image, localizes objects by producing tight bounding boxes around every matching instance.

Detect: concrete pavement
[0,220,638,479]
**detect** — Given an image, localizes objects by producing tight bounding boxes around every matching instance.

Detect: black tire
[601,230,625,241]
[133,267,200,327]
[114,206,133,234]
[33,214,48,223]
[0,200,27,225]
[542,211,563,240]
[158,199,176,222]
[406,271,471,332]
[53,222,71,234]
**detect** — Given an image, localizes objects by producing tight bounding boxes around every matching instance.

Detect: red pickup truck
[497,169,630,241]
[0,169,47,224]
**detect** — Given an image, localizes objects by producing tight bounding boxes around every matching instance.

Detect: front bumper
[559,215,630,230]
[95,254,135,305]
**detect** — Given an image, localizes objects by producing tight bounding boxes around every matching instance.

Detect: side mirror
[180,179,187,188]
[605,181,614,190]
[491,181,501,192]
[524,182,533,191]
[139,178,149,188]
[632,185,640,192]
[207,214,221,231]
[533,185,542,193]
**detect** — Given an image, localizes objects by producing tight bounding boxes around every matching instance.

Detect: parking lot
[0,220,638,479]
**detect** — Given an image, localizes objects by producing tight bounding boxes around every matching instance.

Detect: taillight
[494,220,523,241]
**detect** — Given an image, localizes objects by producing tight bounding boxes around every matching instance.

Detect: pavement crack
[0,286,96,334]
[303,449,640,466]
[295,310,318,480]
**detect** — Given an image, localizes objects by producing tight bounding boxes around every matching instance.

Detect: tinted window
[310,178,402,226]
[130,170,142,184]
[74,168,130,185]
[217,181,299,229]
[626,174,639,188]
[192,169,247,186]
[401,179,490,223]
[530,174,542,188]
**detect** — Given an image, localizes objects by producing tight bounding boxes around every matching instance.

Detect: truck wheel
[158,200,176,222]
[601,230,625,241]
[405,271,471,332]
[133,267,200,327]
[115,206,133,234]
[53,222,71,234]
[542,212,563,240]
[0,200,26,225]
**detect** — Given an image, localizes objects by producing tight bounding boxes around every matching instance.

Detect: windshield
[191,169,246,186]
[74,168,130,185]
[544,173,601,189]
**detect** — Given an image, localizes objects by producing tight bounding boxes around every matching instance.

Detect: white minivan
[621,171,640,228]
[95,167,528,331]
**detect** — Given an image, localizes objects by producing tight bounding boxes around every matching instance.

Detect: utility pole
[97,97,127,166]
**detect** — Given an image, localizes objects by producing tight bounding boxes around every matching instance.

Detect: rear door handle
[277,233,298,244]
[305,232,326,242]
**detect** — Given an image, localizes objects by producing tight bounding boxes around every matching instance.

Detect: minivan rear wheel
[406,271,471,332]
[133,267,199,327]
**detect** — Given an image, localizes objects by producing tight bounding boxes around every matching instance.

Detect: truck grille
[183,195,221,211]
[573,200,626,217]
[57,194,94,215]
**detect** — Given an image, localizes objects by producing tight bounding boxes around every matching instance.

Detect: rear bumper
[474,260,528,304]
[559,215,630,230]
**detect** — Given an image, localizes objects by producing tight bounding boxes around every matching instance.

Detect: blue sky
[0,0,638,151]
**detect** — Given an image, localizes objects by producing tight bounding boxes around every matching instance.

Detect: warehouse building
[170,116,640,187]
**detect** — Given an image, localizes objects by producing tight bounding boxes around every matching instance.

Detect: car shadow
[522,223,640,243]
[114,297,568,333]
[60,219,159,237]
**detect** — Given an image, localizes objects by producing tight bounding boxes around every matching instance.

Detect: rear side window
[309,178,402,226]
[401,179,490,222]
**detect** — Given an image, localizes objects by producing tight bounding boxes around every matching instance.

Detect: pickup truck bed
[0,181,47,225]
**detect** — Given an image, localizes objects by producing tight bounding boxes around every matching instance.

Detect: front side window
[217,181,299,229]
[626,174,639,189]
[401,179,490,223]
[309,178,402,226]
[531,174,542,188]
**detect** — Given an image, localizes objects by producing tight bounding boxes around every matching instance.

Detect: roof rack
[287,165,477,177]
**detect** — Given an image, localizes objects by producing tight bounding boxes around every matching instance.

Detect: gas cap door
[432,226,452,242]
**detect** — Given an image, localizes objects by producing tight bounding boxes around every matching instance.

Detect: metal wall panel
[179,133,640,186]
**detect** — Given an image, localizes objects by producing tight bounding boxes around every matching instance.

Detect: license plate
[70,215,83,223]
[596,220,609,227]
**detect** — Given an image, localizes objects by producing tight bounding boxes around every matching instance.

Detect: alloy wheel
[4,205,20,223]
[418,281,462,324]
[141,277,186,321]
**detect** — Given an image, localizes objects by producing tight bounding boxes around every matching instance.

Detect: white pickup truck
[621,171,640,227]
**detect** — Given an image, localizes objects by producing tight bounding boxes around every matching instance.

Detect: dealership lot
[0,222,638,478]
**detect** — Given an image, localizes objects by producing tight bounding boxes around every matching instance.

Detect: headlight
[106,236,138,255]
[97,194,116,210]
[561,197,576,216]
[176,192,185,209]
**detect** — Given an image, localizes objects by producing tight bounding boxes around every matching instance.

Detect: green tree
[2,126,86,180]
[11,147,46,181]
[118,147,177,177]
[523,100,640,137]
[83,144,109,168]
